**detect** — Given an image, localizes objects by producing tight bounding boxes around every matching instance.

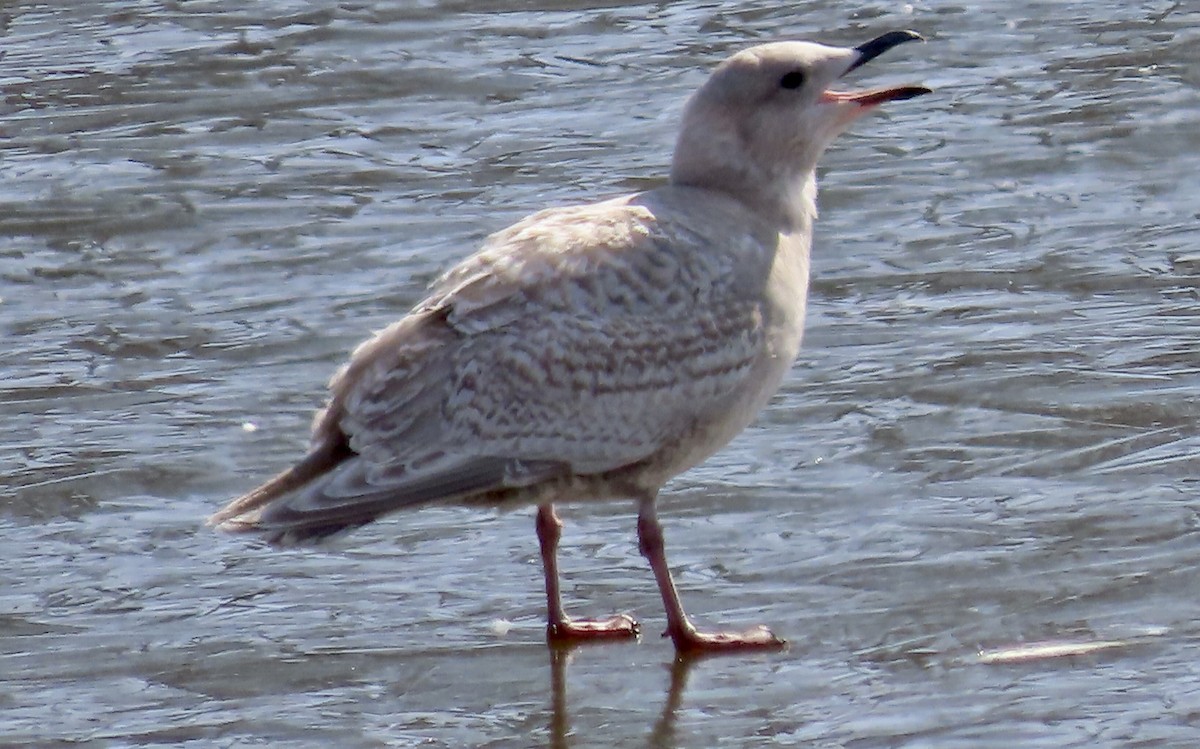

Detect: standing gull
[210,31,931,653]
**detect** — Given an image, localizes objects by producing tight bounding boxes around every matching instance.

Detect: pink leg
[536,504,639,643]
[637,498,786,654]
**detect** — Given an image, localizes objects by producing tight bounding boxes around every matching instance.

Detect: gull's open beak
[823,30,932,107]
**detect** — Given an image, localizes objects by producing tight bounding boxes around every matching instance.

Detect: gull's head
[670,31,931,230]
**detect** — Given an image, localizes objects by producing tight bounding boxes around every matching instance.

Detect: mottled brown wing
[346,193,776,462]
[251,192,778,534]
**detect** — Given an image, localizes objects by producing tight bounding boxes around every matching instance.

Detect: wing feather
[253,455,567,543]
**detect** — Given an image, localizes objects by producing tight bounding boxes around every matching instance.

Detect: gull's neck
[669,132,820,236]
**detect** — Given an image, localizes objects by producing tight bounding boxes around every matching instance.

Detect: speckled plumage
[210,31,929,652]
[212,187,807,539]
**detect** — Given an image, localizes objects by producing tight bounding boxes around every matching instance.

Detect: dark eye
[779,70,806,90]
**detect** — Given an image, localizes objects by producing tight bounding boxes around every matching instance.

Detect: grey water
[3,1,1200,746]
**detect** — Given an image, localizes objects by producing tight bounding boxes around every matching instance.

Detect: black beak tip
[880,29,926,45]
[848,30,926,73]
[892,85,935,102]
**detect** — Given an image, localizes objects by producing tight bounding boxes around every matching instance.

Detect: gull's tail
[207,435,353,537]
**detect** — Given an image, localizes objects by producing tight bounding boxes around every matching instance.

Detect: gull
[209,31,930,654]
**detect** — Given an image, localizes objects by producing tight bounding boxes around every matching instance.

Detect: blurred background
[2,1,1199,746]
